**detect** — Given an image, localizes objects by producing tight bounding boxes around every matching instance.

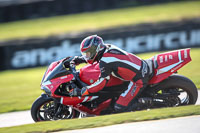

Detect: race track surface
[56,115,200,133]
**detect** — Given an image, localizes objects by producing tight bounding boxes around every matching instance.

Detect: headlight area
[41,86,52,96]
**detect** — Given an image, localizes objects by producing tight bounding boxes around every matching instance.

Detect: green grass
[0,105,200,133]
[0,1,200,41]
[0,67,45,113]
[0,48,200,114]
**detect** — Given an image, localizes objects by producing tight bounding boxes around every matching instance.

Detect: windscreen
[43,62,70,82]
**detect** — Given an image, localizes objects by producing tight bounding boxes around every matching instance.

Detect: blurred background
[0,0,192,23]
[0,0,200,70]
[0,0,200,114]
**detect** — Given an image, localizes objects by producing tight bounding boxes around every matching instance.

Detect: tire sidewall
[31,95,53,122]
[152,74,198,105]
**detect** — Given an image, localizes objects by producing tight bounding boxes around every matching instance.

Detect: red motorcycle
[31,48,198,122]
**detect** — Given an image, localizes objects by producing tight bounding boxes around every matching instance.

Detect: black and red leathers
[75,44,150,112]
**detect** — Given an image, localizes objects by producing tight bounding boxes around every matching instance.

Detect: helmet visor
[81,51,91,61]
[81,45,97,61]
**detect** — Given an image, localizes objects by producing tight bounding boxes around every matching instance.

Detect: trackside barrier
[0,18,200,70]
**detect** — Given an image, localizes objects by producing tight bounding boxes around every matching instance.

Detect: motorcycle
[31,48,198,122]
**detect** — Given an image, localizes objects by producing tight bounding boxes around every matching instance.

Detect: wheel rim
[37,100,54,121]
[36,100,77,121]
[156,87,190,107]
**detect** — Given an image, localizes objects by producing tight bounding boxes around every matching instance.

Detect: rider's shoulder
[105,44,116,49]
[104,44,128,56]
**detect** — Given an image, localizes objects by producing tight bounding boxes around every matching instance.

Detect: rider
[68,35,151,113]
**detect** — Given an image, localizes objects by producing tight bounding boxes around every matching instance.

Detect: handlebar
[69,63,87,87]
[69,63,76,74]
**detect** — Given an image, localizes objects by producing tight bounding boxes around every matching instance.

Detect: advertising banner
[0,19,200,70]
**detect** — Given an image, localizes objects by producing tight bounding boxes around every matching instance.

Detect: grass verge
[0,105,200,133]
[0,1,200,41]
[0,48,200,114]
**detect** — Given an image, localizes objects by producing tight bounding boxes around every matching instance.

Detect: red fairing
[61,96,94,105]
[46,74,74,97]
[73,99,112,115]
[149,48,191,84]
[61,95,111,115]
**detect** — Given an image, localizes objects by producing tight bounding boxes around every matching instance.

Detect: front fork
[41,94,63,119]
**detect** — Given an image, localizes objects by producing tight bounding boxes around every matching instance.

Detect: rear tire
[153,74,198,105]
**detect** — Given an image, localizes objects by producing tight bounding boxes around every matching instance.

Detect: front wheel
[152,74,198,107]
[31,94,80,122]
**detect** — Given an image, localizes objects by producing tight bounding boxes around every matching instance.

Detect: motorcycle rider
[67,35,151,113]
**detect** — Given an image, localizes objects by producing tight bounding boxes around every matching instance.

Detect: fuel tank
[79,62,123,86]
[79,62,100,85]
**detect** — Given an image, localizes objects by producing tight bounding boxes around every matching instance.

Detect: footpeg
[138,97,152,104]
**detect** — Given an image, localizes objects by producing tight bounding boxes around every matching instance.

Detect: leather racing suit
[73,44,151,112]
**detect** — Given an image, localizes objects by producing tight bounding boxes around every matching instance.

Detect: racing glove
[69,88,81,96]
[69,87,89,97]
[71,56,87,65]
[63,56,86,68]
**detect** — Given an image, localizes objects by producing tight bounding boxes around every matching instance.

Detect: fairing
[41,60,74,97]
[43,61,70,82]
[149,48,191,84]
[61,96,111,115]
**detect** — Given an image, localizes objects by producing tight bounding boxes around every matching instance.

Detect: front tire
[31,94,79,122]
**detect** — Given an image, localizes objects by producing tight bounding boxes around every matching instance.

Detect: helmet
[80,35,105,64]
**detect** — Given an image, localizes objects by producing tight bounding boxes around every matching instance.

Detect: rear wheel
[152,74,198,107]
[31,94,80,122]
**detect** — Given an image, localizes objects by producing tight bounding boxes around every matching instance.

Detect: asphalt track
[56,115,200,133]
[0,91,199,128]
